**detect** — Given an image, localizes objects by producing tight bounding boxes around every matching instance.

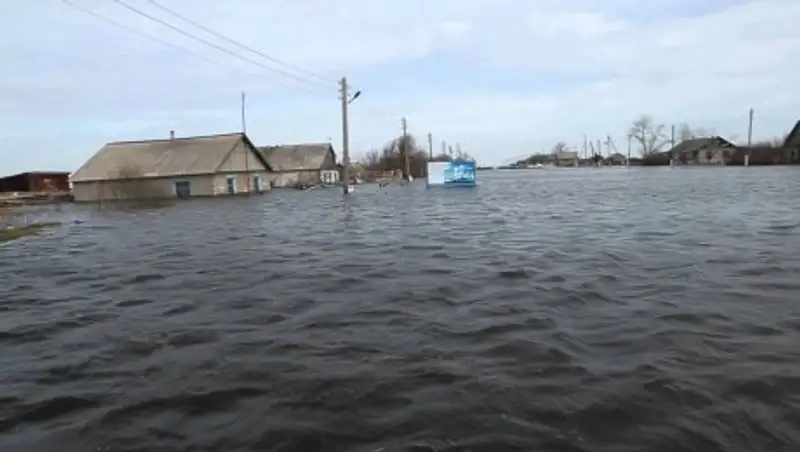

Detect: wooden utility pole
[427,132,433,161]
[401,117,410,181]
[746,107,754,166]
[339,77,351,194]
[242,91,250,192]
[583,134,588,160]
[640,128,646,156]
[670,124,675,148]
[627,134,632,167]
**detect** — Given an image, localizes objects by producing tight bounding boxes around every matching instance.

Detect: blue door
[226,176,236,194]
[174,180,191,199]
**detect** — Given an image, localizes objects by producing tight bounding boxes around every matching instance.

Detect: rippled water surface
[2,168,800,452]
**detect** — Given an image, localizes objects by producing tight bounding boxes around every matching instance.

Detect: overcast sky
[2,0,800,173]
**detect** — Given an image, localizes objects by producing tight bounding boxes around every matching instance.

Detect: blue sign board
[444,160,476,185]
[427,160,476,187]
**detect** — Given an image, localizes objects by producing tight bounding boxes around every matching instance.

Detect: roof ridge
[259,142,330,147]
[106,132,243,146]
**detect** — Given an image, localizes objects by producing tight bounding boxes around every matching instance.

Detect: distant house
[606,153,627,166]
[70,132,271,202]
[0,171,70,193]
[553,151,578,167]
[665,136,735,165]
[256,143,339,187]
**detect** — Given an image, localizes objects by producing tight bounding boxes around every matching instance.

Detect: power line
[144,0,394,119]
[60,0,322,95]
[65,0,407,146]
[59,0,227,73]
[111,0,333,91]
[146,0,335,85]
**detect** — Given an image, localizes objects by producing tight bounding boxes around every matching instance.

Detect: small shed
[0,171,71,193]
[257,143,339,187]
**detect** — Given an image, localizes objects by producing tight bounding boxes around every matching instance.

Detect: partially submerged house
[642,136,734,166]
[256,142,339,187]
[670,136,735,165]
[606,153,627,166]
[70,132,271,202]
[553,151,579,167]
[0,171,70,193]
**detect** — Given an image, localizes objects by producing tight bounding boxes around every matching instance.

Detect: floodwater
[1,167,799,452]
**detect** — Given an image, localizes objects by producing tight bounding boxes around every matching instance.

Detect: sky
[2,0,800,173]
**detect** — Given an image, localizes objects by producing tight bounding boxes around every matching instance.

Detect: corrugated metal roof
[257,143,336,172]
[71,133,264,182]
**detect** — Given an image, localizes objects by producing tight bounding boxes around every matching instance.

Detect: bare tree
[551,141,569,154]
[677,123,715,141]
[629,115,669,155]
[108,164,170,203]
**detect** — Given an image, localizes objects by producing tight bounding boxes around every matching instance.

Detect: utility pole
[339,77,351,194]
[441,140,446,157]
[427,132,433,161]
[242,91,250,193]
[627,134,631,167]
[746,107,754,167]
[401,117,410,181]
[583,134,588,161]
[640,128,646,157]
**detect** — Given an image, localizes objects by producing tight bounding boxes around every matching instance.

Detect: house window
[253,175,262,192]
[226,175,237,194]
[174,180,191,199]
[792,149,799,161]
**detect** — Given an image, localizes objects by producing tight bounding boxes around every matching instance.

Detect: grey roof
[257,143,336,172]
[71,133,268,182]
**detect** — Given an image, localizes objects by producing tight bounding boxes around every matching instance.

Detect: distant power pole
[242,91,250,192]
[241,91,247,134]
[427,132,433,161]
[401,117,410,181]
[670,124,676,149]
[627,134,632,166]
[339,77,351,194]
[745,107,754,167]
[441,140,446,156]
[583,134,588,160]
[641,128,646,156]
